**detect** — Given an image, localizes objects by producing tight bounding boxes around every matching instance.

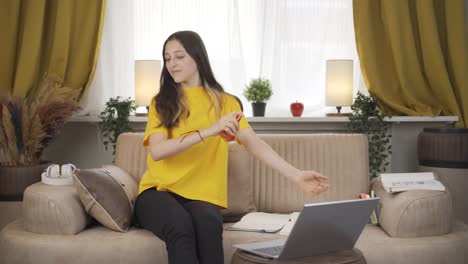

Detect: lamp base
[326,106,351,116]
[135,106,150,116]
[326,112,352,117]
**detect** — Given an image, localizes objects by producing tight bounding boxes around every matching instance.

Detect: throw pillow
[221,143,257,222]
[102,164,139,209]
[73,165,138,232]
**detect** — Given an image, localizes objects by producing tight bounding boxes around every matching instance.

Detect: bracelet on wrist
[196,130,205,142]
[179,130,205,143]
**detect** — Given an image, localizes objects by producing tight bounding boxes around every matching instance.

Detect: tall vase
[251,102,266,117]
[0,162,50,201]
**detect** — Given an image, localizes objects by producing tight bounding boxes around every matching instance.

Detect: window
[134,0,362,116]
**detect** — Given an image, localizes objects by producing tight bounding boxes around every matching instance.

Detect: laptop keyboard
[254,246,284,256]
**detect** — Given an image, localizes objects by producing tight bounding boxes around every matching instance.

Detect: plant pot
[0,162,51,201]
[252,102,266,117]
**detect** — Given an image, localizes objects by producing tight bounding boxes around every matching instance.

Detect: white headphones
[42,164,76,185]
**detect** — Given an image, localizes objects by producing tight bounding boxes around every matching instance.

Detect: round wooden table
[231,248,366,264]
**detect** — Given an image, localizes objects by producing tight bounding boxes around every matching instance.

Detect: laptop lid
[279,198,379,259]
[233,198,379,260]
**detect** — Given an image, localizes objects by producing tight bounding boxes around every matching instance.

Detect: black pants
[134,188,224,264]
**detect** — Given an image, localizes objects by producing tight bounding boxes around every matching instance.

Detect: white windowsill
[70,115,458,123]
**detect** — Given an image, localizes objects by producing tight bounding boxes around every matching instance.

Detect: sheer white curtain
[258,0,364,115]
[134,0,251,102]
[78,0,134,116]
[80,0,364,116]
[135,0,363,116]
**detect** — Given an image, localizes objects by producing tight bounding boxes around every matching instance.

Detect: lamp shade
[135,60,161,106]
[326,60,353,107]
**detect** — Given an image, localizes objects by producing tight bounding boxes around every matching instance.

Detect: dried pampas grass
[0,73,80,166]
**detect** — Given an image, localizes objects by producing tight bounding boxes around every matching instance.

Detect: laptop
[233,198,379,260]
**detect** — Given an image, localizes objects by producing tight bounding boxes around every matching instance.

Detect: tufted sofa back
[115,133,369,213]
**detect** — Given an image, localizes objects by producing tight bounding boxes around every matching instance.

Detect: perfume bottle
[219,114,242,141]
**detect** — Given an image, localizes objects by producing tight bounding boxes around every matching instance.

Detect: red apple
[290,101,304,117]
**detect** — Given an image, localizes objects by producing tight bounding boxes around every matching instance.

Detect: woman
[134,31,329,264]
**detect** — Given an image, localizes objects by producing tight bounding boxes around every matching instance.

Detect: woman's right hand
[208,112,243,137]
[292,170,329,195]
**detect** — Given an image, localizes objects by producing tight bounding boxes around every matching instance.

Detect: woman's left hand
[293,171,329,195]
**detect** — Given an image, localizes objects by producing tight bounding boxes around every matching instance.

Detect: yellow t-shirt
[138,87,250,208]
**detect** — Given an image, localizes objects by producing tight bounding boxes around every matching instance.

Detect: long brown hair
[155,31,225,128]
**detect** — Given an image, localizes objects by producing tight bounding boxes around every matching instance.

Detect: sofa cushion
[221,143,256,222]
[73,166,138,232]
[2,219,468,264]
[115,133,148,182]
[22,182,91,235]
[372,177,453,237]
[252,134,370,213]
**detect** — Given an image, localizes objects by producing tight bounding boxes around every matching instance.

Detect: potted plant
[99,96,136,156]
[347,92,392,179]
[0,74,80,200]
[243,78,273,116]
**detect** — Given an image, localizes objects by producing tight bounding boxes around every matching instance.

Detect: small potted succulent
[243,78,273,116]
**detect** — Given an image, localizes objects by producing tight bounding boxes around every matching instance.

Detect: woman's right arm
[148,112,242,161]
[148,129,211,161]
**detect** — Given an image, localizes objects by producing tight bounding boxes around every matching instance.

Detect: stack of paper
[381,172,445,193]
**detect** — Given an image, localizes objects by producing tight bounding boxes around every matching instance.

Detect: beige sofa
[1,133,468,264]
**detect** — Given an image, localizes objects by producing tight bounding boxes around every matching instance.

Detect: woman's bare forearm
[149,127,215,161]
[150,111,242,161]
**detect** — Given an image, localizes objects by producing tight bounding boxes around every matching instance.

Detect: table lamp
[326,59,353,116]
[135,60,161,116]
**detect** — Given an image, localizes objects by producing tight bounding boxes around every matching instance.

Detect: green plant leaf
[347,92,392,180]
[99,96,136,157]
[243,78,273,103]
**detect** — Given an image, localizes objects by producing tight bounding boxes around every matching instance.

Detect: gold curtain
[0,0,106,98]
[353,0,468,127]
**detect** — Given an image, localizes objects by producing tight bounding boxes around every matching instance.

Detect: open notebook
[227,212,299,235]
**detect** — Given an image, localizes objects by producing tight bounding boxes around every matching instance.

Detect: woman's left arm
[237,128,329,195]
